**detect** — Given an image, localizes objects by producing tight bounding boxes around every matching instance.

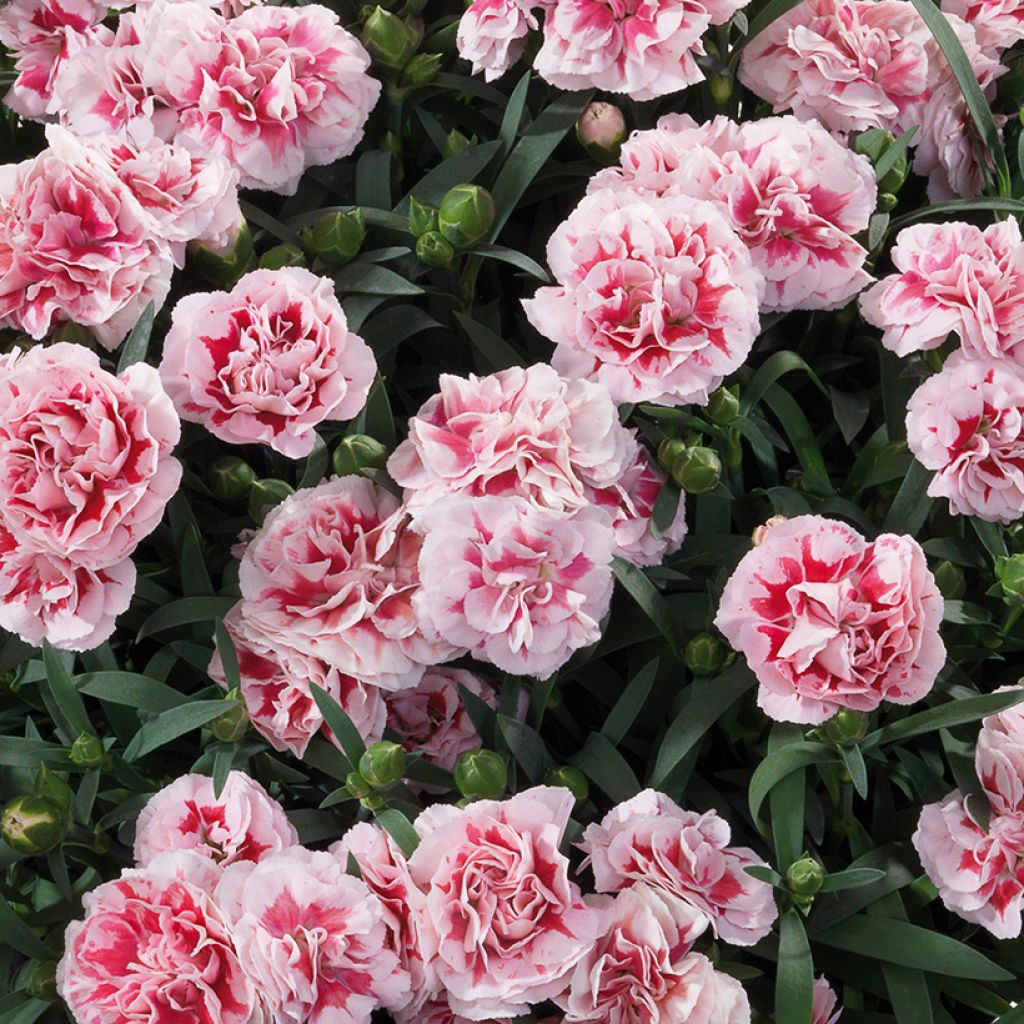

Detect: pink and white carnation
[0,343,181,568]
[905,353,1024,524]
[216,847,410,1024]
[416,496,615,679]
[237,476,455,691]
[579,789,778,946]
[557,883,750,1024]
[0,126,175,349]
[714,514,946,724]
[943,0,1024,53]
[57,869,259,1024]
[0,525,135,651]
[134,771,298,869]
[457,0,539,81]
[859,219,1024,359]
[812,978,843,1024]
[0,0,110,119]
[532,0,747,101]
[408,786,601,1020]
[913,789,1024,938]
[209,604,386,757]
[976,690,1024,816]
[159,268,375,457]
[524,190,761,406]
[584,445,688,567]
[388,363,636,520]
[592,114,876,312]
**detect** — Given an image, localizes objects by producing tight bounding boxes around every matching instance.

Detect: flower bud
[333,434,389,477]
[1,795,67,855]
[401,51,442,88]
[438,185,495,248]
[209,456,257,503]
[259,243,306,270]
[345,771,374,800]
[996,554,1024,607]
[454,748,507,800]
[821,707,869,746]
[934,559,966,600]
[706,386,741,426]
[877,192,898,212]
[408,197,439,237]
[21,960,58,1002]
[662,443,721,494]
[34,764,73,815]
[189,219,256,288]
[361,6,418,69]
[786,856,825,904]
[361,792,387,812]
[359,741,407,789]
[249,479,295,524]
[576,101,627,164]
[850,129,908,194]
[209,699,249,743]
[684,633,728,676]
[416,230,456,267]
[442,129,473,159]
[707,69,733,106]
[68,733,109,770]
[301,209,366,267]
[544,765,589,804]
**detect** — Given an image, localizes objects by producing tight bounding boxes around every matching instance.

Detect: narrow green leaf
[299,435,330,490]
[602,659,658,746]
[776,912,814,1024]
[137,597,237,639]
[0,999,49,1024]
[334,264,423,296]
[396,140,502,212]
[498,70,532,158]
[740,351,829,416]
[887,198,1024,234]
[840,743,869,799]
[881,460,932,536]
[214,621,241,693]
[749,741,836,822]
[360,306,442,357]
[612,557,685,659]
[356,149,392,209]
[374,807,420,857]
[124,700,232,761]
[569,732,641,803]
[455,312,522,371]
[212,742,234,798]
[473,243,549,281]
[75,671,187,712]
[42,641,90,738]
[311,684,367,769]
[117,300,155,373]
[820,868,887,892]
[0,895,55,960]
[769,723,806,870]
[498,715,553,784]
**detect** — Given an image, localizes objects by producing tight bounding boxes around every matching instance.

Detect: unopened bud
[821,708,869,746]
[438,184,495,248]
[442,130,473,159]
[544,765,589,804]
[454,748,507,800]
[660,442,721,494]
[416,230,456,267]
[301,209,366,266]
[209,456,257,503]
[260,243,306,270]
[333,435,388,477]
[851,129,908,194]
[359,741,407,789]
[1,795,67,855]
[786,856,825,905]
[934,560,966,600]
[345,771,374,800]
[401,51,441,88]
[408,197,439,237]
[706,386,741,426]
[684,633,728,676]
[996,554,1024,607]
[21,961,58,1002]
[34,764,73,815]
[361,6,418,69]
[248,479,295,524]
[576,101,626,164]
[189,220,256,288]
[209,698,249,743]
[68,733,109,770]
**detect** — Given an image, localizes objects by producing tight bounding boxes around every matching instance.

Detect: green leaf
[874,127,918,184]
[499,71,532,158]
[374,807,420,857]
[776,912,814,1024]
[740,351,829,416]
[569,731,641,803]
[212,741,234,798]
[735,0,804,50]
[311,684,367,770]
[124,700,233,761]
[396,140,502,213]
[498,715,553,784]
[820,868,887,892]
[763,385,835,496]
[0,999,49,1024]
[749,741,836,822]
[650,479,683,539]
[0,895,56,960]
[0,737,70,769]
[768,723,807,871]
[881,460,932,536]
[214,621,241,693]
[473,243,549,281]
[360,306,442,357]
[356,149,392,209]
[840,743,869,799]
[42,640,90,738]
[334,264,423,296]
[117,301,156,372]
[612,557,685,659]
[299,435,330,490]
[137,597,237,639]
[75,671,187,712]
[455,311,522,371]
[887,197,1024,234]
[602,659,658,746]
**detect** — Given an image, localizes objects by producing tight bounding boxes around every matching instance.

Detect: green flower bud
[664,444,721,494]
[381,130,402,158]
[850,129,908,194]
[576,101,627,164]
[259,243,307,270]
[210,699,249,743]
[92,827,111,855]
[209,456,257,503]
[401,51,442,88]
[189,220,257,288]
[442,129,473,160]
[361,6,418,69]
[68,733,109,770]
[877,192,898,212]
[933,559,966,600]
[416,230,456,267]
[1,795,67,855]
[706,69,733,107]
[544,765,589,804]
[786,856,825,904]
[333,434,388,477]
[408,197,439,237]
[438,184,495,248]
[684,633,728,676]
[301,209,366,266]
[249,479,295,525]
[821,708,869,746]
[454,748,507,800]
[361,792,387,812]
[20,961,58,1002]
[657,438,687,474]
[706,386,741,426]
[34,764,73,815]
[359,741,407,789]
[345,771,374,800]
[996,554,1024,607]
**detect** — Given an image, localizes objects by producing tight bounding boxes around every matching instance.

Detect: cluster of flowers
[915,691,1024,939]
[57,772,815,1024]
[210,360,688,755]
[860,218,1024,524]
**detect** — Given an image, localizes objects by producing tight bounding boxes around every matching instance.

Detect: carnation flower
[415,496,615,679]
[209,604,386,757]
[859,219,1024,359]
[0,126,176,349]
[977,692,1024,816]
[216,847,410,1024]
[715,514,946,724]
[457,0,539,81]
[812,977,843,1024]
[591,114,877,312]
[58,869,259,1024]
[159,268,376,457]
[0,343,181,569]
[388,363,636,520]
[408,786,601,1020]
[943,0,1024,53]
[523,190,762,406]
[237,476,455,691]
[905,353,1024,524]
[579,789,778,946]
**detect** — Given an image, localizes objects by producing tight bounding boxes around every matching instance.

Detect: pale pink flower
[905,353,1024,524]
[237,476,456,691]
[0,343,181,568]
[416,496,615,679]
[134,771,298,869]
[0,0,110,119]
[394,1000,503,1024]
[57,869,258,1024]
[812,977,843,1024]
[216,847,410,1024]
[579,789,777,946]
[0,525,135,651]
[388,363,636,520]
[859,219,1024,359]
[0,126,175,349]
[209,604,386,758]
[943,0,1024,53]
[524,190,762,406]
[408,786,601,1020]
[592,115,876,312]
[160,268,375,457]
[457,0,539,81]
[913,790,1024,938]
[715,514,946,724]
[976,690,1024,816]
